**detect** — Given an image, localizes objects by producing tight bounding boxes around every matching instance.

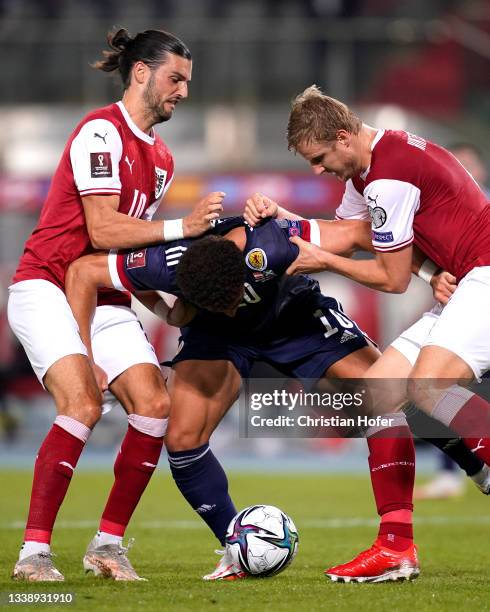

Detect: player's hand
[92,362,109,394]
[243,193,279,227]
[286,236,329,275]
[183,192,225,237]
[166,298,197,327]
[430,270,457,305]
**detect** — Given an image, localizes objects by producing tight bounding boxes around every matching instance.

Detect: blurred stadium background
[0,0,489,473]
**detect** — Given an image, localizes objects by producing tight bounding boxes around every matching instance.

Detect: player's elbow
[87,227,107,250]
[383,275,410,294]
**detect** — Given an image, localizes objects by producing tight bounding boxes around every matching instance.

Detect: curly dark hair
[176,236,246,313]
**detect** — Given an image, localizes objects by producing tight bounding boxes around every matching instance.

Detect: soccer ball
[225,504,299,576]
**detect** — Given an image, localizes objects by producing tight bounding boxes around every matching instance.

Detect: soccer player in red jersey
[263,85,490,582]
[8,28,223,582]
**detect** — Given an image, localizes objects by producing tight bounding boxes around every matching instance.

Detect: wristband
[163,218,184,242]
[417,259,439,283]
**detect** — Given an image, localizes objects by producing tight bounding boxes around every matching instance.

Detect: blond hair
[287,85,361,151]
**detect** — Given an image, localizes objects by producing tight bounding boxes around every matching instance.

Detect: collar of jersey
[360,128,385,181]
[116,101,155,145]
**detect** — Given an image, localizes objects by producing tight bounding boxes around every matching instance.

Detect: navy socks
[168,444,237,545]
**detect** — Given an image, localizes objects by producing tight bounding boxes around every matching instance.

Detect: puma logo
[125,156,135,173]
[472,438,485,452]
[367,194,379,205]
[94,132,108,144]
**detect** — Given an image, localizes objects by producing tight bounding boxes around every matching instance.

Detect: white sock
[19,541,50,560]
[95,530,123,547]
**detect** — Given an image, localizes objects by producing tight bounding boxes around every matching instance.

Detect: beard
[143,73,173,124]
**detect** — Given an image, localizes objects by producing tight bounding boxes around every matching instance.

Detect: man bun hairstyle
[176,236,246,313]
[287,84,362,152]
[93,27,191,88]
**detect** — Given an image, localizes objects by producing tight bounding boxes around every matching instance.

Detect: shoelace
[37,552,57,565]
[117,537,135,556]
[336,544,381,570]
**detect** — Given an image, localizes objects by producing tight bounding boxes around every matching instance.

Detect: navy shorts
[170,293,369,380]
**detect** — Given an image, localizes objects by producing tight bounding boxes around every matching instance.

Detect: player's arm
[412,244,457,304]
[287,179,421,293]
[70,117,223,248]
[65,253,112,393]
[315,219,373,255]
[65,255,182,363]
[82,192,225,249]
[133,291,197,327]
[287,240,413,292]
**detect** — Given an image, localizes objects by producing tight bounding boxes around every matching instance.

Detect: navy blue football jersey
[110,216,321,338]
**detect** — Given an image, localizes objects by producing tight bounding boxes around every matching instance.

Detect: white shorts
[391,266,490,380]
[8,279,159,387]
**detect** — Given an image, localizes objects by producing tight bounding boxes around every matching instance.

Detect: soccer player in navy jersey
[65,213,486,582]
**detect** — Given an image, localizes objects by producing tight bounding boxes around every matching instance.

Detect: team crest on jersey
[367,201,387,229]
[127,249,147,269]
[246,248,267,271]
[155,167,167,199]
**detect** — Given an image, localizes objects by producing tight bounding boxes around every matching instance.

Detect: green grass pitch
[1,469,490,611]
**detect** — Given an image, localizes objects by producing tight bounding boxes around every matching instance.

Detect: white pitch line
[2,516,490,530]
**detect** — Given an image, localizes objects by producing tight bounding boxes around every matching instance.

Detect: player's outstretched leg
[12,356,99,582]
[165,359,245,581]
[83,364,168,581]
[325,415,420,583]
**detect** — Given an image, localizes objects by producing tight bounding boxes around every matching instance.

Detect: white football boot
[471,465,490,495]
[12,552,64,582]
[83,536,146,581]
[202,548,247,581]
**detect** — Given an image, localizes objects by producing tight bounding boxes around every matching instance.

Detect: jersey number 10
[314,308,354,338]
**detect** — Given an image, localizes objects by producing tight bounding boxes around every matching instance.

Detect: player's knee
[134,393,170,419]
[406,374,428,411]
[59,396,102,428]
[165,427,208,452]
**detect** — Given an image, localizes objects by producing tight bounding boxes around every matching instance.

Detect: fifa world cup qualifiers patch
[372,230,394,243]
[246,248,267,271]
[367,204,387,229]
[127,249,147,269]
[90,152,112,178]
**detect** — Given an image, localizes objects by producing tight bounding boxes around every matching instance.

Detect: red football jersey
[336,130,490,281]
[14,101,174,305]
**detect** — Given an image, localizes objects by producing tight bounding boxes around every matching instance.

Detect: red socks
[366,418,415,552]
[24,417,90,544]
[377,511,413,552]
[432,388,490,465]
[99,420,165,536]
[449,396,490,464]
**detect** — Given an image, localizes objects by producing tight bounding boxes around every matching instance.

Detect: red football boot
[324,541,419,583]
